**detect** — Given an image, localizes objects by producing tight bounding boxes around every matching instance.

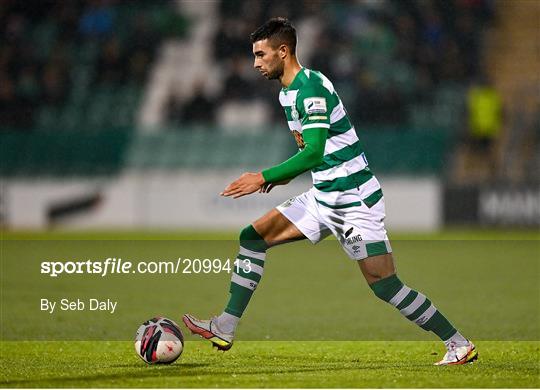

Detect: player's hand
[221,172,265,199]
[259,179,291,194]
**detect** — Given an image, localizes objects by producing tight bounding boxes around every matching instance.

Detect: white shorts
[276,188,392,260]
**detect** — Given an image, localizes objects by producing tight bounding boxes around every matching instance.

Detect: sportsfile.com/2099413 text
[40,257,252,277]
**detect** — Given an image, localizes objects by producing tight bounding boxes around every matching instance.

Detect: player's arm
[258,128,327,193]
[260,85,332,186]
[261,127,327,181]
[221,84,331,198]
[220,129,327,198]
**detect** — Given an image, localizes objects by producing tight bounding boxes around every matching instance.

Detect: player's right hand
[221,172,265,198]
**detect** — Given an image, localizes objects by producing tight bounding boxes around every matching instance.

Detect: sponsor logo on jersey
[345,234,363,246]
[304,97,327,114]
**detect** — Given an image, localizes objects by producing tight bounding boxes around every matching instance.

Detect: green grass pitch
[1,341,539,388]
[1,229,539,388]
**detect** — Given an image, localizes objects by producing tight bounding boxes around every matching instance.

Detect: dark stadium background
[0,0,537,229]
[0,0,538,388]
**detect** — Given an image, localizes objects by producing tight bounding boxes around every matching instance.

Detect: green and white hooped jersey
[279,68,382,208]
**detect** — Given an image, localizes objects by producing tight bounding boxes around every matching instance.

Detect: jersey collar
[282,67,307,93]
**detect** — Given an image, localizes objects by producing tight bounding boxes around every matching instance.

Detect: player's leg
[359,253,477,365]
[217,208,306,330]
[183,207,307,350]
[318,190,477,365]
[252,207,307,246]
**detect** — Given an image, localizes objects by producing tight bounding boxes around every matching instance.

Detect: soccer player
[183,17,477,366]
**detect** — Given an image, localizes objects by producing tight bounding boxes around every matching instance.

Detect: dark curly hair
[250,17,297,54]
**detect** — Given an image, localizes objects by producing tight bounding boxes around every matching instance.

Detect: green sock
[370,274,458,341]
[224,225,268,318]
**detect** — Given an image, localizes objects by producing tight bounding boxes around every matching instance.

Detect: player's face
[252,39,284,80]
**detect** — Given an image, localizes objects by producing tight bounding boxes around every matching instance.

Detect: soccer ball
[135,317,184,364]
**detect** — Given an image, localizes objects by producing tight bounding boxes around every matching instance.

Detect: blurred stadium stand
[0,0,538,229]
[455,0,539,185]
[1,0,188,132]
[2,0,507,176]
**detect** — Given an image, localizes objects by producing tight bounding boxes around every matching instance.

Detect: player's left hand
[221,172,265,199]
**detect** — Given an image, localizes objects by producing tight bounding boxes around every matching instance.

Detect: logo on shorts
[280,197,296,208]
[345,234,363,246]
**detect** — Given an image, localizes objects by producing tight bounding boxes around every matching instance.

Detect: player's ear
[278,44,288,59]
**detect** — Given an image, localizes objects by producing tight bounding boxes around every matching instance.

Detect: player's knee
[239,225,269,252]
[239,225,256,242]
[369,274,404,303]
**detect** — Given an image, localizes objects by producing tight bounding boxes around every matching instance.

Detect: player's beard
[266,61,284,80]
